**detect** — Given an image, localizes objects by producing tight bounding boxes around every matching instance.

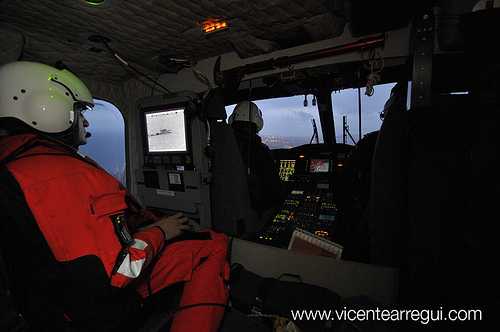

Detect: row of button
[144,154,193,165]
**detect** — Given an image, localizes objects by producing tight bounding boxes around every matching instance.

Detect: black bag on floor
[229,264,341,332]
[219,308,272,332]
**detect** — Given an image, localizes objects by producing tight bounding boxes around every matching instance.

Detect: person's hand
[148,213,191,240]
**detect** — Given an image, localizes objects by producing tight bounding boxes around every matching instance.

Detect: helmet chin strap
[53,129,78,148]
[49,117,83,148]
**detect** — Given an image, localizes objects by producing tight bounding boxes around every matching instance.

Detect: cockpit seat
[336,82,407,264]
[367,82,409,268]
[335,130,379,263]
[209,121,261,236]
[203,89,261,237]
[368,78,497,307]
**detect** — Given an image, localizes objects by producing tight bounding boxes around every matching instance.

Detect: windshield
[226,95,324,149]
[331,83,397,144]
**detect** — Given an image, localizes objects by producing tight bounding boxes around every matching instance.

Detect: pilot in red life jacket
[0,61,229,331]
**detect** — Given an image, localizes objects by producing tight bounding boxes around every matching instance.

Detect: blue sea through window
[79,99,127,186]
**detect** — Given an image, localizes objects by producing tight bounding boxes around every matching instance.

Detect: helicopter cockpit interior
[1,0,499,331]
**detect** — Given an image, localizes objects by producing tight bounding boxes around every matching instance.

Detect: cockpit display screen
[279,160,296,181]
[309,159,330,173]
[145,108,187,153]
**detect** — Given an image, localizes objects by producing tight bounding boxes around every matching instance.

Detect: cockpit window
[331,82,396,144]
[78,99,127,186]
[226,95,324,149]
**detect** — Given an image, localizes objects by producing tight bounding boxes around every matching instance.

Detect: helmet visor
[74,101,93,114]
[71,101,93,126]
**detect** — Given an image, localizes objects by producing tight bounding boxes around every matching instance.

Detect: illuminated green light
[85,0,105,6]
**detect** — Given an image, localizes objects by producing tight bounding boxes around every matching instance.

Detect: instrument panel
[256,143,352,248]
[257,190,338,247]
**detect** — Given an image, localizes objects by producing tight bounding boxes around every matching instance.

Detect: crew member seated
[0,61,229,331]
[228,101,284,234]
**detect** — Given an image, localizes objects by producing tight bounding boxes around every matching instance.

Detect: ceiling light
[85,0,106,6]
[201,19,229,34]
[315,230,329,237]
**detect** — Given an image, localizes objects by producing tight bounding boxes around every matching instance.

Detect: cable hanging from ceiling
[92,35,173,95]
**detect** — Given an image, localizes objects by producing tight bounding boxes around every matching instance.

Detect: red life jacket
[0,133,125,276]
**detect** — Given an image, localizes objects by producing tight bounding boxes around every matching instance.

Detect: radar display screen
[309,159,330,173]
[145,108,187,153]
[279,159,296,181]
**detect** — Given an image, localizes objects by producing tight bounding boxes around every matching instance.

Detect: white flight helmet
[228,101,264,132]
[0,61,93,135]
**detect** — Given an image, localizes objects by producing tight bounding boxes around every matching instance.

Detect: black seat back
[367,82,409,267]
[204,89,260,237]
[337,83,407,263]
[0,246,28,331]
[209,120,261,236]
[368,77,500,308]
[335,131,378,263]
